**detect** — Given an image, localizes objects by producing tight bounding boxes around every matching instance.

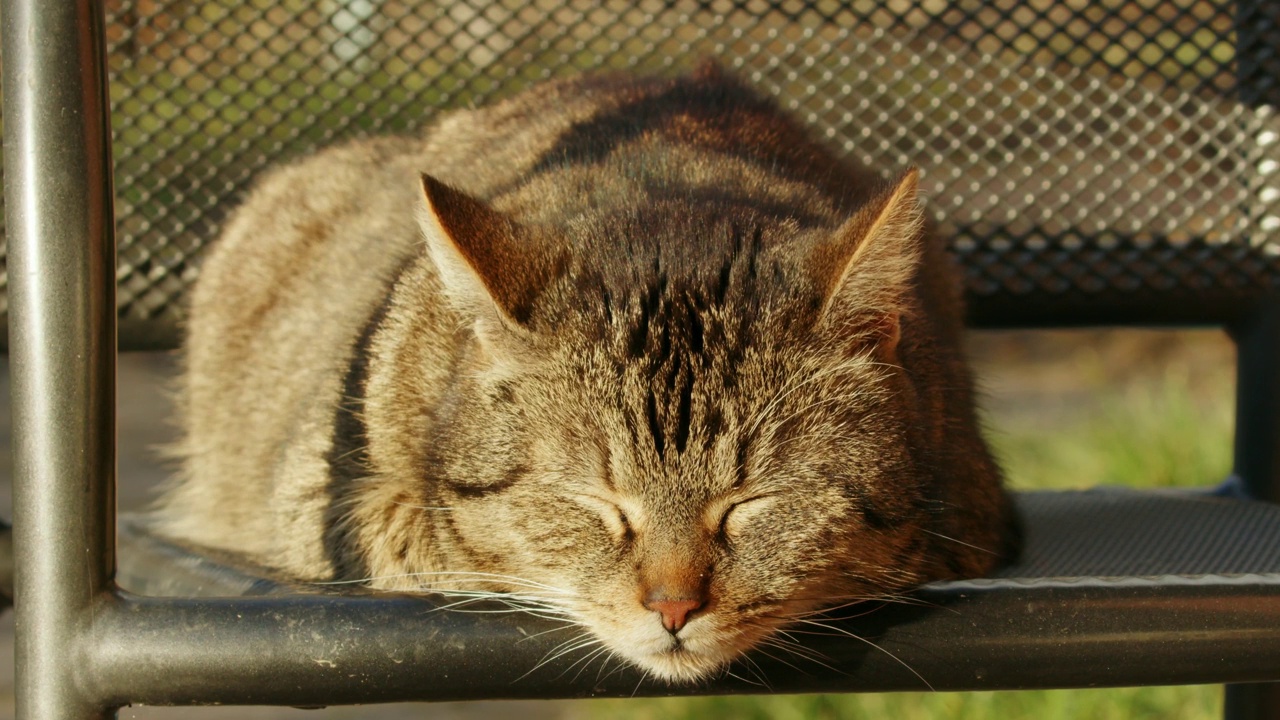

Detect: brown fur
[157,65,1017,683]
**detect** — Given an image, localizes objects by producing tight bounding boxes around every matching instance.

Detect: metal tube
[1227,0,1280,714]
[1226,299,1280,719]
[2,0,118,717]
[1233,299,1280,502]
[78,580,1280,706]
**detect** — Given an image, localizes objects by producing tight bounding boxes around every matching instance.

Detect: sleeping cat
[156,63,1017,683]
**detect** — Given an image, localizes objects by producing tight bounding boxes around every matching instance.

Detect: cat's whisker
[311,575,576,612]
[740,654,774,691]
[787,595,885,611]
[740,619,841,671]
[746,592,937,630]
[464,602,572,619]
[770,626,805,647]
[566,645,614,683]
[428,592,576,618]
[813,606,908,622]
[587,648,612,683]
[920,528,1000,556]
[791,618,933,691]
[516,633,599,682]
[915,496,964,512]
[771,607,884,624]
[307,579,577,623]
[775,596,939,622]
[750,644,809,675]
[757,638,845,675]
[749,622,829,657]
[518,621,584,643]
[598,655,625,683]
[723,667,768,689]
[825,596,951,617]
[507,611,579,624]
[758,635,822,660]
[327,443,370,463]
[397,570,572,591]
[429,599,567,616]
[559,643,601,677]
[427,587,568,604]
[334,569,575,596]
[309,572,435,586]
[541,632,595,658]
[631,669,651,698]
[585,647,620,682]
[435,589,574,607]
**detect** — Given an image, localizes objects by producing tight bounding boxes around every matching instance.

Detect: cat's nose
[643,595,706,634]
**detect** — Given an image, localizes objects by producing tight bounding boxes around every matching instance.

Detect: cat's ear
[812,168,924,357]
[418,174,561,336]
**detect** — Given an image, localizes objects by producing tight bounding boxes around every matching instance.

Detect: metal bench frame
[3,0,1280,718]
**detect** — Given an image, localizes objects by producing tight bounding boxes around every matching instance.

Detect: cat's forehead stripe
[627,284,723,462]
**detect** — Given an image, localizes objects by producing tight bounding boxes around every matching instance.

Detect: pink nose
[644,597,704,633]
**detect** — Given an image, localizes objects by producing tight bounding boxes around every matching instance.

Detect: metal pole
[69,581,1280,705]
[2,0,118,717]
[1233,299,1280,502]
[1226,296,1280,720]
[1229,0,1280,716]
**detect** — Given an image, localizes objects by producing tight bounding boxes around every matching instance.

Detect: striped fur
[157,65,1017,683]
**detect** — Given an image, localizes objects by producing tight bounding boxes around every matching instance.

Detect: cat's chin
[591,613,774,684]
[634,645,730,684]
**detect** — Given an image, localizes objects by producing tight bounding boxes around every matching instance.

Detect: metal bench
[2,0,1279,717]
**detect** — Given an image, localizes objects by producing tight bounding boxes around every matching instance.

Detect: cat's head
[397,170,1003,683]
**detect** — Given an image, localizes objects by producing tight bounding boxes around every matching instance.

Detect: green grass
[575,339,1235,720]
[993,363,1234,492]
[575,685,1222,720]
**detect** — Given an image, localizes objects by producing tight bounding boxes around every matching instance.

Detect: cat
[156,63,1018,684]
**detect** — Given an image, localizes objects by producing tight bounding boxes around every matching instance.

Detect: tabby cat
[157,64,1017,683]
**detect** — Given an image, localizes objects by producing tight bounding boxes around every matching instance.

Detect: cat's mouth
[655,635,693,656]
[587,610,768,684]
[566,591,801,684]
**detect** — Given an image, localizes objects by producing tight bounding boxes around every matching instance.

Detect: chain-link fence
[2,0,1278,346]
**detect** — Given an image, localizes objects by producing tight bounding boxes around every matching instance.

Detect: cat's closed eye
[612,506,634,543]
[717,495,775,539]
[575,493,635,543]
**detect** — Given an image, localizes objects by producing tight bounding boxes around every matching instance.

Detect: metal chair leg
[1224,299,1280,720]
[1,0,118,717]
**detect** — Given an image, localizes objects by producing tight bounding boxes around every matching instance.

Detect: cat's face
[404,169,1001,682]
[426,297,933,683]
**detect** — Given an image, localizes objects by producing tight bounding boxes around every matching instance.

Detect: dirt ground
[0,328,1237,718]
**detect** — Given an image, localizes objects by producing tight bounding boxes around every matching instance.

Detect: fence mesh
[2,0,1279,345]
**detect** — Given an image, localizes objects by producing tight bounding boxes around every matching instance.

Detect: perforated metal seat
[3,0,1279,718]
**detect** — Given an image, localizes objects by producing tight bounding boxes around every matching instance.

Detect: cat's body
[157,65,1016,682]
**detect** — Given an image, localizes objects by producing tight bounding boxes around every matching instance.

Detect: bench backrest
[3,0,1278,348]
